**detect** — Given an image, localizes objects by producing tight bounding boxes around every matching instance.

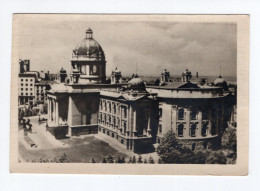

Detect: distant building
[18,60,38,106]
[18,59,51,106]
[182,69,192,82]
[111,67,122,84]
[161,69,170,83]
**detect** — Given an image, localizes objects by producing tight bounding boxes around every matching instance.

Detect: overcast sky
[14,16,237,77]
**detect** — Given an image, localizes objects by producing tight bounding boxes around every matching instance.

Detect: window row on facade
[159,107,209,121]
[158,122,218,138]
[20,78,34,82]
[98,112,129,136]
[20,83,34,87]
[99,99,127,118]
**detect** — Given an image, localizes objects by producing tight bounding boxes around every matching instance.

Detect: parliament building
[46,28,236,153]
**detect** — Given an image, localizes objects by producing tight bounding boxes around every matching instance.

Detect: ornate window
[113,104,116,114]
[109,102,111,113]
[177,124,184,137]
[158,124,162,134]
[100,101,103,110]
[202,123,208,136]
[123,122,127,133]
[192,143,196,151]
[104,102,107,111]
[178,108,184,120]
[190,124,196,137]
[159,108,162,118]
[191,108,197,120]
[113,117,116,127]
[124,107,127,118]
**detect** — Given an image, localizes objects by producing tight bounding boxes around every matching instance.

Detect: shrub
[137,155,143,163]
[206,151,227,164]
[90,158,96,163]
[102,158,107,163]
[107,154,114,163]
[149,156,155,164]
[132,156,136,163]
[121,156,126,163]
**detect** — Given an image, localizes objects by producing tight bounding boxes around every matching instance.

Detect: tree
[115,156,122,163]
[90,158,96,163]
[121,156,126,163]
[132,156,136,163]
[137,155,143,163]
[107,154,114,163]
[157,131,207,164]
[154,79,160,86]
[102,158,107,163]
[149,156,155,164]
[221,127,237,155]
[206,151,227,164]
[42,102,48,114]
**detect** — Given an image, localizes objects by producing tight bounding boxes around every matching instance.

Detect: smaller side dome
[214,75,228,89]
[60,67,67,73]
[127,77,146,91]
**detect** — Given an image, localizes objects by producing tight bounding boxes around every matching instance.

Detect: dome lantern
[86,27,93,39]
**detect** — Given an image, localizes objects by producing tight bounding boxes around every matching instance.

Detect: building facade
[98,77,158,153]
[46,28,236,153]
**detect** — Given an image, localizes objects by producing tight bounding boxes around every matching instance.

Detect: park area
[18,115,127,163]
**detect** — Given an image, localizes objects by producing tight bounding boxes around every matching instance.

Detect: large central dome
[72,28,105,61]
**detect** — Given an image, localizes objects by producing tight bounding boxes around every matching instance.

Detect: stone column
[147,108,151,136]
[172,106,177,134]
[53,99,56,124]
[198,111,202,138]
[208,109,212,135]
[133,108,136,136]
[55,99,59,126]
[86,65,89,76]
[68,96,73,127]
[48,98,50,121]
[128,106,132,136]
[185,108,191,137]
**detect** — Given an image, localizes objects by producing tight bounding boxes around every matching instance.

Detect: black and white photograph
[10,14,249,175]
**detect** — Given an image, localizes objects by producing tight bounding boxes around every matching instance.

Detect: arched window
[202,123,207,136]
[178,108,184,120]
[158,124,162,134]
[191,108,197,120]
[190,124,196,137]
[192,143,196,151]
[113,104,116,114]
[109,103,111,113]
[99,113,102,122]
[100,101,103,110]
[177,124,184,137]
[124,122,127,132]
[124,107,127,118]
[104,115,107,124]
[159,108,162,117]
[113,117,116,127]
[104,102,107,111]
